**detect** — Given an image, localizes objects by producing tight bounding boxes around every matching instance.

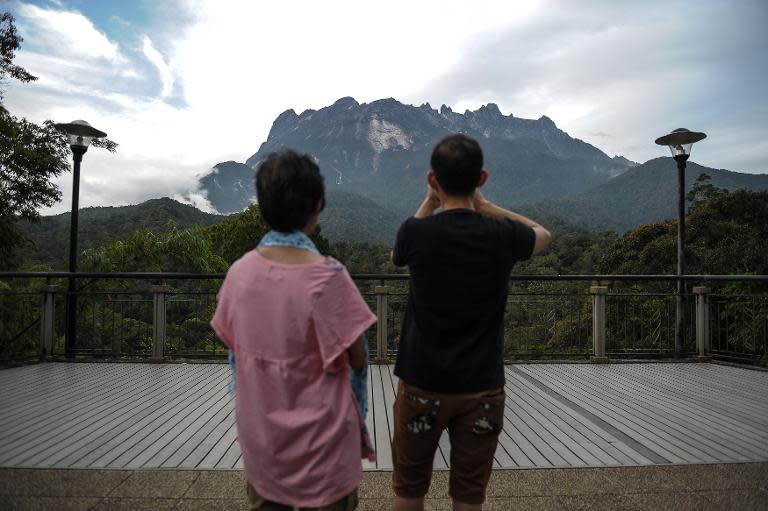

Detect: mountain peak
[332,96,359,109]
[476,103,502,116]
[274,108,297,123]
[538,115,556,128]
[369,97,401,109]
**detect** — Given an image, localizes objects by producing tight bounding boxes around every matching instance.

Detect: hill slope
[18,198,224,268]
[522,158,768,232]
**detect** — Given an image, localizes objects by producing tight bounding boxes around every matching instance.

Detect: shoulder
[398,215,436,236]
[306,257,353,292]
[397,216,419,233]
[224,250,259,279]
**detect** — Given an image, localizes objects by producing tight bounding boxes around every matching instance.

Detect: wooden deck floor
[0,362,766,471]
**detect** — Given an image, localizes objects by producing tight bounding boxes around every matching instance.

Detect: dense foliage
[599,175,768,276]
[17,198,224,267]
[0,12,117,270]
[3,177,767,365]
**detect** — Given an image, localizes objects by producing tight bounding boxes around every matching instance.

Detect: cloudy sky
[4,0,767,214]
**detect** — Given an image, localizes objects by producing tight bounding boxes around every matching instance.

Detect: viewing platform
[2,362,767,471]
[1,361,767,509]
[1,273,767,507]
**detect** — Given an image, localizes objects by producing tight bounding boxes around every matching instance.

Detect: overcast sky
[4,0,767,214]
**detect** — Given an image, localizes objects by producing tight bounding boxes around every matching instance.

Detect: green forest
[2,174,767,366]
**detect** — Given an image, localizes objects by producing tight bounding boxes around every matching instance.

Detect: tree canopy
[0,12,117,269]
[599,174,768,276]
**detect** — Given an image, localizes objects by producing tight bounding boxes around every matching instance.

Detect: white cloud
[176,191,217,214]
[141,35,174,98]
[5,0,768,217]
[17,3,124,62]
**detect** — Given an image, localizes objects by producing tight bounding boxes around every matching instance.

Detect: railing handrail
[2,271,768,282]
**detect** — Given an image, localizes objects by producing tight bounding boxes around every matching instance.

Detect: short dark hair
[255,150,325,232]
[430,134,484,197]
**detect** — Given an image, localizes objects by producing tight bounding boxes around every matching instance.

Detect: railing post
[151,285,168,361]
[375,285,390,364]
[39,285,58,359]
[693,286,710,361]
[590,286,609,363]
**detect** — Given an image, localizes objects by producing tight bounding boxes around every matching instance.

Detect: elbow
[532,228,552,255]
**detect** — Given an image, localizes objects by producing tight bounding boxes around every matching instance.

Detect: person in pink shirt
[211,150,376,510]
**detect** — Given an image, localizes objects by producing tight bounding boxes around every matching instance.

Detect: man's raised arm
[473,191,551,254]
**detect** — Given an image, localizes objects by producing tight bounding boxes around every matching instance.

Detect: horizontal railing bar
[2,272,768,282]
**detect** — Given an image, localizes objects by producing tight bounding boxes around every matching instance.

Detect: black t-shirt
[392,209,535,393]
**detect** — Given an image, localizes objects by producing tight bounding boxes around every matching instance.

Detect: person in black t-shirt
[390,134,551,511]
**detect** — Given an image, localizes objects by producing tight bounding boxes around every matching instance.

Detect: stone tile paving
[0,463,765,510]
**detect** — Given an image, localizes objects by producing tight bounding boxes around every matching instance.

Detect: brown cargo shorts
[391,380,505,505]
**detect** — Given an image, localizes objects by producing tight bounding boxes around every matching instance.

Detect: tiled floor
[0,463,766,510]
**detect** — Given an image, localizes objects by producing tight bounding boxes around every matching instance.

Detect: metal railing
[1,272,767,366]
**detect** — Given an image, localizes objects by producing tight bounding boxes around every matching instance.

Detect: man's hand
[472,189,488,210]
[414,182,441,218]
[426,183,440,207]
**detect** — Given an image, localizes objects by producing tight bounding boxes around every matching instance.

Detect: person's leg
[394,496,425,511]
[392,381,446,509]
[452,501,481,511]
[447,387,505,508]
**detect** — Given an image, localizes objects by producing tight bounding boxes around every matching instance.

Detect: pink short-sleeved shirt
[211,250,376,508]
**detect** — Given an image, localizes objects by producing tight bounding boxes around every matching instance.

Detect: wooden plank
[629,364,768,427]
[495,427,533,468]
[0,364,179,446]
[0,363,137,433]
[518,365,697,464]
[370,365,392,470]
[584,365,766,458]
[622,364,768,428]
[516,365,683,463]
[0,364,118,418]
[79,366,226,468]
[607,364,768,430]
[71,371,222,468]
[158,384,234,468]
[504,372,609,466]
[48,365,225,468]
[362,368,376,471]
[555,364,753,462]
[219,438,241,469]
[543,365,705,463]
[0,364,204,465]
[500,407,554,467]
[199,420,237,469]
[504,368,645,466]
[118,371,231,468]
[503,380,591,467]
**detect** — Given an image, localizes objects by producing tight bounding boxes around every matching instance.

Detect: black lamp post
[54,120,107,358]
[654,128,707,357]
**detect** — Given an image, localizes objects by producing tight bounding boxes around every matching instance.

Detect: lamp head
[54,120,107,150]
[655,128,706,158]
